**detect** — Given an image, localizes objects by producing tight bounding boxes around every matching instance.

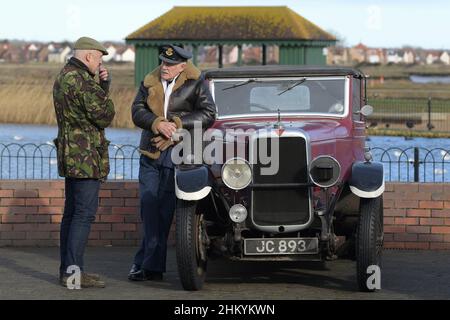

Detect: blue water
[410,75,450,84]
[366,135,450,151]
[366,136,450,182]
[0,124,141,180]
[0,123,141,146]
[0,124,449,181]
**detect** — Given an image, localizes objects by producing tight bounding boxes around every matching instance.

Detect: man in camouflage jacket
[53,37,115,288]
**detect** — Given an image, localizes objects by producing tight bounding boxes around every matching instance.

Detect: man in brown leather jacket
[128,45,216,281]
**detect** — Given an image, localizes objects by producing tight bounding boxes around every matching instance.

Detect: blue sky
[1,0,447,49]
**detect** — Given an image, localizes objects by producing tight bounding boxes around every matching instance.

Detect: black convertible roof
[204,65,364,78]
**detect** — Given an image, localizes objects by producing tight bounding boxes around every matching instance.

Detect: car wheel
[175,200,208,291]
[355,196,384,292]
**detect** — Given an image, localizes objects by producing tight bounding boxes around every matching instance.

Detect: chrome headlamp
[229,204,248,223]
[221,158,252,190]
[309,156,341,188]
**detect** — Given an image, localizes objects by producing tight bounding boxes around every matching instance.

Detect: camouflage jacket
[53,57,115,179]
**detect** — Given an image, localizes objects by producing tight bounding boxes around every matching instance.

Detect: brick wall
[383,183,450,250]
[0,180,144,247]
[0,180,449,249]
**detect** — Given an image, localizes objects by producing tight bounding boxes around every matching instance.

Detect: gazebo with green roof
[126,6,336,86]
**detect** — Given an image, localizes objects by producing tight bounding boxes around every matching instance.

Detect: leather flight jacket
[131,61,216,159]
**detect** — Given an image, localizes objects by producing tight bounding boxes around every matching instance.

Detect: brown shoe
[60,272,100,281]
[81,273,105,288]
[59,273,105,288]
[83,272,101,281]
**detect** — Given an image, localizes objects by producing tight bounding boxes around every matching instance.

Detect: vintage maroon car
[173,66,384,292]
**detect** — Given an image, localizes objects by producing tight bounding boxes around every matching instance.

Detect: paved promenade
[0,247,449,300]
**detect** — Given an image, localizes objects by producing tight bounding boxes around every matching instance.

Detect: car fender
[175,165,212,201]
[349,161,385,198]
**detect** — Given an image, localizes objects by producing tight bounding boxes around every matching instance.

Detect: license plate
[244,238,319,255]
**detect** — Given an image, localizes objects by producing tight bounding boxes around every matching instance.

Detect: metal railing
[0,143,449,182]
[367,97,450,133]
[0,143,140,180]
[370,146,450,182]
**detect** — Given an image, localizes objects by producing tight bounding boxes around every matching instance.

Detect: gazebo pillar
[262,44,267,65]
[237,45,242,66]
[192,44,198,65]
[218,44,223,68]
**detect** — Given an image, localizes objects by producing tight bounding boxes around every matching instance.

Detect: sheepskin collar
[142,61,201,117]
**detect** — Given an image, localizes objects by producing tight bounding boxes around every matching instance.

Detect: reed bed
[0,64,138,128]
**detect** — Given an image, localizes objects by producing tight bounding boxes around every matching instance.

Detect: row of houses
[1,40,277,65]
[3,39,449,67]
[327,43,450,65]
[0,40,135,64]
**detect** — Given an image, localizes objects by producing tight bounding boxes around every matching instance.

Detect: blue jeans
[133,150,176,273]
[60,178,100,276]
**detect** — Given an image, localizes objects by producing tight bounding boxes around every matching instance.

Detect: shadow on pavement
[205,258,357,292]
[0,254,57,285]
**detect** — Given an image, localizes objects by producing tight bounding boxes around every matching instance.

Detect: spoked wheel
[175,200,208,291]
[356,196,384,292]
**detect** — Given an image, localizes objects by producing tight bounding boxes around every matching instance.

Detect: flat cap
[74,37,108,55]
[159,44,192,64]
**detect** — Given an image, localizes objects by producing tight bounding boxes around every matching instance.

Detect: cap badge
[165,48,174,56]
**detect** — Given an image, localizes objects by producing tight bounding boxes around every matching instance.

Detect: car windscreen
[212,77,346,117]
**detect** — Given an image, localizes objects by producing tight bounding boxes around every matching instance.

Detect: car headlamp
[221,158,252,190]
[309,156,341,188]
[229,204,248,223]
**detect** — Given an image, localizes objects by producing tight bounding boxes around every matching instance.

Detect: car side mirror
[355,105,373,117]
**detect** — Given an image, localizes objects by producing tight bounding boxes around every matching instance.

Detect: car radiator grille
[251,137,310,227]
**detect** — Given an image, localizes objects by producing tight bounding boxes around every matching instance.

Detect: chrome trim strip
[210,76,349,120]
[217,113,345,120]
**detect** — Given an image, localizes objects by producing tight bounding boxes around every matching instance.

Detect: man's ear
[85,52,92,63]
[180,62,187,71]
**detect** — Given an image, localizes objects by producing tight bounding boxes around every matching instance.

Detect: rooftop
[126,6,335,42]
